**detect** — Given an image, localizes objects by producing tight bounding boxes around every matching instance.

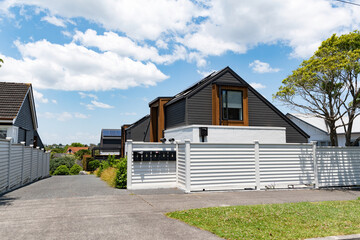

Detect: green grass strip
[166,199,360,240]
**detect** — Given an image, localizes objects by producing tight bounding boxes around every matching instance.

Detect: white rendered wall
[165,125,286,144]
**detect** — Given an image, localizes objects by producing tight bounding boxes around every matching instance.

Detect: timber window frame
[212,85,249,126]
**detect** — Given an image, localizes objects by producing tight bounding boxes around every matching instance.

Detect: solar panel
[102,129,121,137]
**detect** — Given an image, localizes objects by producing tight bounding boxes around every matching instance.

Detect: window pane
[0,130,6,139]
[227,91,243,120]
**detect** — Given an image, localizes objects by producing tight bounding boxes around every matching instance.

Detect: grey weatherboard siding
[14,95,34,146]
[165,99,186,129]
[126,116,150,142]
[164,69,307,143]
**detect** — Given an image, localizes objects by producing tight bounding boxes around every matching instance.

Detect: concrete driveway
[1,175,360,240]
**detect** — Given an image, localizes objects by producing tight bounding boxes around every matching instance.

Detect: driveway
[1,176,360,240]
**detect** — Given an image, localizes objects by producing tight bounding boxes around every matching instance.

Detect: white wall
[338,133,360,147]
[287,117,329,144]
[0,125,18,143]
[165,125,286,144]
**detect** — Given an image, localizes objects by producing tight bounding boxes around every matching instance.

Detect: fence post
[20,142,25,184]
[185,139,191,193]
[30,145,33,181]
[41,148,45,178]
[311,141,319,189]
[6,137,12,190]
[127,140,133,190]
[36,146,40,179]
[175,140,179,185]
[254,140,261,190]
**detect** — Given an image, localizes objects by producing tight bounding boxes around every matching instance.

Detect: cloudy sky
[0,0,359,144]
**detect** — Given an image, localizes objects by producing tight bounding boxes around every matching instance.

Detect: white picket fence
[0,138,50,194]
[126,140,360,192]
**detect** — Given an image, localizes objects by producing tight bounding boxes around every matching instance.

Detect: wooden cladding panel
[212,85,249,126]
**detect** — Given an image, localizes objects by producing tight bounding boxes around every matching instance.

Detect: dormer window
[222,90,243,121]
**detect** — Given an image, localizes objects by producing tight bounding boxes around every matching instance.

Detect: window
[222,90,243,121]
[0,129,7,139]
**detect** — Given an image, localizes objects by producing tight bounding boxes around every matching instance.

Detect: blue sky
[0,0,359,145]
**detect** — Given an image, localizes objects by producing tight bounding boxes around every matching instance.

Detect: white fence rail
[126,140,360,192]
[127,141,177,189]
[0,139,50,194]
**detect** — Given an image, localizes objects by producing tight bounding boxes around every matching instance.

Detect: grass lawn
[166,199,360,240]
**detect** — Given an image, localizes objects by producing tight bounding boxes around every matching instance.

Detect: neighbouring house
[121,67,308,152]
[91,129,121,159]
[287,113,360,146]
[0,82,44,148]
[67,147,89,154]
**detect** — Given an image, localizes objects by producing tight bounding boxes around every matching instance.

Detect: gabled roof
[126,115,150,131]
[101,129,121,138]
[163,66,309,139]
[0,82,38,129]
[67,147,89,154]
[287,113,360,134]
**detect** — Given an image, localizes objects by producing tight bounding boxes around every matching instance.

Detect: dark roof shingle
[0,82,30,120]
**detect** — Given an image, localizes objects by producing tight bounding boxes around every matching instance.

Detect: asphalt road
[1,175,360,240]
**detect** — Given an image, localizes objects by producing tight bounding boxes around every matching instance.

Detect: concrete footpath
[1,175,360,240]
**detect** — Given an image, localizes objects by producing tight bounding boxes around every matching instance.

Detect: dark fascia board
[126,114,150,131]
[286,113,328,134]
[164,66,309,139]
[148,96,173,107]
[165,66,231,107]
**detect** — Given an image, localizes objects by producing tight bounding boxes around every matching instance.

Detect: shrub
[115,158,127,189]
[70,164,82,175]
[100,167,117,187]
[82,157,94,171]
[93,168,100,177]
[50,155,75,174]
[53,165,70,175]
[88,160,100,171]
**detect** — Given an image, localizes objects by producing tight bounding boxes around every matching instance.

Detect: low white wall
[128,142,177,190]
[165,125,286,143]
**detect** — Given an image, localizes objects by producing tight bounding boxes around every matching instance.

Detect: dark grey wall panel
[187,84,212,125]
[165,99,186,129]
[126,116,150,142]
[247,89,307,143]
[214,72,247,86]
[14,95,34,146]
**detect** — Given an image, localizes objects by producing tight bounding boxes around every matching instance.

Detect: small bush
[70,164,82,175]
[82,157,93,171]
[93,168,100,177]
[53,165,70,175]
[88,160,100,171]
[50,156,75,174]
[100,167,117,187]
[115,158,127,189]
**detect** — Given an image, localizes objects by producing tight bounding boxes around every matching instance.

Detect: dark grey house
[0,82,44,148]
[122,67,308,148]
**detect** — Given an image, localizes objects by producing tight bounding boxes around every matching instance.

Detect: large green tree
[275,31,360,146]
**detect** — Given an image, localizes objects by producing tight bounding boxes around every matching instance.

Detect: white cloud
[86,100,114,110]
[39,111,89,121]
[180,0,360,58]
[249,60,280,74]
[73,29,187,65]
[120,112,137,116]
[1,0,204,40]
[156,39,168,49]
[197,69,216,78]
[41,15,66,27]
[0,40,168,91]
[79,92,98,100]
[33,89,49,103]
[250,82,266,90]
[74,112,89,119]
[61,31,72,37]
[51,99,57,104]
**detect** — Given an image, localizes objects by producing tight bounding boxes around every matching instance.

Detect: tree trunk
[327,121,338,146]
